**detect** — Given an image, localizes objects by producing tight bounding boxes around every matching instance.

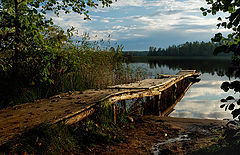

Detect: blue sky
[50,0,230,50]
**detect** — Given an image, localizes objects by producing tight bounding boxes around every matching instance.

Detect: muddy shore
[82,115,227,154]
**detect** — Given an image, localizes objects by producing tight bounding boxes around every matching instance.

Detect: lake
[129,57,237,120]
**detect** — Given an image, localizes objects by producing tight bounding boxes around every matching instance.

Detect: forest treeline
[124,41,231,57]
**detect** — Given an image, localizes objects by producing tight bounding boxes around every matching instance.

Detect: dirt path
[84,116,226,154]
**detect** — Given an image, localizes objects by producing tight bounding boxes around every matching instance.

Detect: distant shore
[128,56,232,62]
[127,56,231,62]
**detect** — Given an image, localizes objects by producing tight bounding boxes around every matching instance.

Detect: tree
[147,46,157,56]
[0,0,116,107]
[0,0,116,80]
[146,41,218,57]
[201,0,240,120]
[0,0,115,61]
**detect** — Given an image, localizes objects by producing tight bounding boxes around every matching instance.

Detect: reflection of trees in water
[147,59,232,77]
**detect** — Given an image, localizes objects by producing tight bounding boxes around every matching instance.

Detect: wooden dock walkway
[0,70,200,143]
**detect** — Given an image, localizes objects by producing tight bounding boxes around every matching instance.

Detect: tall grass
[0,39,147,109]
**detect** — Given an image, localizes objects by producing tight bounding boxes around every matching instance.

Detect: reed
[0,43,147,109]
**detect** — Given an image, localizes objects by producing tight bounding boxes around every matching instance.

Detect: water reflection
[171,73,234,119]
[130,58,237,120]
[147,58,231,77]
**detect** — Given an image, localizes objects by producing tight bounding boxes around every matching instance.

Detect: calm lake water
[130,57,238,120]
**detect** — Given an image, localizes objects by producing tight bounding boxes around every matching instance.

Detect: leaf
[226,96,235,100]
[229,44,237,52]
[237,99,240,105]
[227,23,232,29]
[230,81,240,89]
[231,108,240,119]
[221,22,227,28]
[220,99,227,102]
[211,33,223,42]
[200,7,206,11]
[229,104,235,110]
[220,104,225,108]
[220,81,230,92]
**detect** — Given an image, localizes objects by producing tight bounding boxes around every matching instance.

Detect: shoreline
[82,115,227,154]
[0,104,232,154]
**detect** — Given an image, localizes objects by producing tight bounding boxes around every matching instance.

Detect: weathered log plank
[160,82,194,116]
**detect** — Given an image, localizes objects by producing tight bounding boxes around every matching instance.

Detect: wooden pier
[0,70,200,143]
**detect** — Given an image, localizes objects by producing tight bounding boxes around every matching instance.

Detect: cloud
[49,0,231,50]
[49,11,90,33]
[101,19,110,23]
[112,0,145,7]
[131,1,222,33]
[150,9,184,16]
[111,0,206,9]
[170,99,232,119]
[169,74,236,120]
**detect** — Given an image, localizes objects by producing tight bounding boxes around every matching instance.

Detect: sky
[50,0,230,51]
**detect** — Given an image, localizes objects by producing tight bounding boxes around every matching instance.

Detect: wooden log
[113,104,117,124]
[144,96,151,114]
[53,103,97,124]
[160,82,194,116]
[153,95,160,116]
[121,100,126,113]
[64,107,96,124]
[156,74,180,78]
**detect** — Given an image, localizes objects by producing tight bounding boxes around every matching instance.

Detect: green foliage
[0,0,135,109]
[0,0,115,84]
[201,0,240,56]
[202,0,240,54]
[0,33,135,108]
[220,81,240,120]
[75,102,125,148]
[0,0,144,153]
[193,125,240,154]
[202,0,240,120]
